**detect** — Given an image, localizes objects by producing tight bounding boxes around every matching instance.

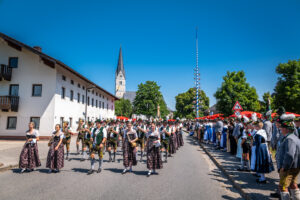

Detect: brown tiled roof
[0,32,119,100]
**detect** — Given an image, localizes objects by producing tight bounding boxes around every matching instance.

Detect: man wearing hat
[76,119,86,155]
[62,121,74,161]
[107,121,119,162]
[88,120,107,175]
[136,120,147,161]
[277,114,300,200]
[81,121,93,161]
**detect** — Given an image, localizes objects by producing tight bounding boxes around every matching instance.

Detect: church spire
[116,46,125,78]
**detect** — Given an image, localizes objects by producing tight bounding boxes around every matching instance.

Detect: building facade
[0,33,118,139]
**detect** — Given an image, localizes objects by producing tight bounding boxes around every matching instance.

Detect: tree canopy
[174,88,209,119]
[214,71,260,116]
[133,81,169,118]
[273,59,300,113]
[115,98,133,118]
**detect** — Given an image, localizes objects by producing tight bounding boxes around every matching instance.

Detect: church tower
[115,47,126,98]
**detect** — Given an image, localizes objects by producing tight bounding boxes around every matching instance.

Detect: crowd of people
[186,107,300,200]
[18,119,184,177]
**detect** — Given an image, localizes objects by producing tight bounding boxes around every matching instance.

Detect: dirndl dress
[146,136,163,170]
[19,134,41,169]
[169,133,177,154]
[46,134,64,170]
[123,132,137,168]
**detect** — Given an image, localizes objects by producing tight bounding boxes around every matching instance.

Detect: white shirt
[147,129,160,139]
[26,129,39,144]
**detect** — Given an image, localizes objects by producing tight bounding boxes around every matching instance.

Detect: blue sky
[1,0,300,110]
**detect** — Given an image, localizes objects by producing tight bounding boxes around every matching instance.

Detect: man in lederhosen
[136,120,147,161]
[76,119,86,155]
[81,121,92,161]
[88,120,107,175]
[160,121,171,162]
[62,121,74,161]
[107,121,119,162]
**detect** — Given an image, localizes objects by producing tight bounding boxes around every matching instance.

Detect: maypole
[194,27,200,118]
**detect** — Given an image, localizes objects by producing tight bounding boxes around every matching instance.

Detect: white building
[0,33,118,139]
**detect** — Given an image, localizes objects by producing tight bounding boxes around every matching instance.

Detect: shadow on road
[104,168,123,174]
[72,168,89,173]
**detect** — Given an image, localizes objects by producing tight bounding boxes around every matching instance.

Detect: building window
[60,117,64,127]
[70,90,74,101]
[7,117,17,129]
[87,97,90,106]
[70,80,74,85]
[9,57,18,68]
[102,102,104,108]
[107,103,108,110]
[78,83,81,88]
[61,87,65,99]
[82,95,85,104]
[30,117,40,130]
[69,117,73,127]
[92,98,94,107]
[82,86,85,90]
[62,75,66,81]
[119,81,122,85]
[77,93,80,103]
[9,84,19,96]
[32,84,42,97]
[96,100,98,108]
[92,90,94,95]
[96,92,98,96]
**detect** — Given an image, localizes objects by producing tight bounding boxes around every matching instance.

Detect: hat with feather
[279,114,295,130]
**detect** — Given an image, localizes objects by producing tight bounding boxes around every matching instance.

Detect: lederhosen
[83,128,92,150]
[160,126,170,150]
[46,133,64,170]
[90,127,105,158]
[62,127,71,151]
[146,134,163,170]
[107,127,118,149]
[19,133,41,169]
[136,125,146,149]
[76,125,85,147]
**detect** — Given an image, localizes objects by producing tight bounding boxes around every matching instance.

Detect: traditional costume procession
[18,118,185,177]
[187,107,300,200]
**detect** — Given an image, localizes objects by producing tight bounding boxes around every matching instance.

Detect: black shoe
[87,169,94,175]
[256,179,267,184]
[122,169,127,175]
[97,168,102,173]
[237,168,245,171]
[270,192,280,198]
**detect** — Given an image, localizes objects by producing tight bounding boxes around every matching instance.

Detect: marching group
[18,119,184,177]
[186,107,300,200]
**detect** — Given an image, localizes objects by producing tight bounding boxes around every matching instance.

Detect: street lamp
[85,85,96,122]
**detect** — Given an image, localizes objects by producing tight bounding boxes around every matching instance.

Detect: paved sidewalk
[188,133,300,200]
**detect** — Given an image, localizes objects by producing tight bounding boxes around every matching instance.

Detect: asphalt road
[0,133,242,200]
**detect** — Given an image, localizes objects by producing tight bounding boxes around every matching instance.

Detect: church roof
[123,91,136,103]
[116,47,125,78]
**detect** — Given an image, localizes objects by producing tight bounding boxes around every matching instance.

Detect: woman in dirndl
[19,122,41,173]
[146,122,163,177]
[169,122,177,155]
[177,122,184,147]
[175,122,181,149]
[122,122,138,174]
[46,124,64,173]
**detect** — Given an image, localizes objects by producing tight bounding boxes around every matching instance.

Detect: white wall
[54,66,115,131]
[0,38,56,137]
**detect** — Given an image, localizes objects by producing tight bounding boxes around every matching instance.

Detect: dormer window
[120,75,122,78]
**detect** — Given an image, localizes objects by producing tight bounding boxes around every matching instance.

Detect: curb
[185,131,252,200]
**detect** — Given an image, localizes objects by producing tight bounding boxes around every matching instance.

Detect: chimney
[33,46,42,52]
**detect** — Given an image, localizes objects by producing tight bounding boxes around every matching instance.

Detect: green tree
[133,81,169,118]
[273,60,300,113]
[115,98,133,118]
[214,71,260,116]
[174,88,209,119]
